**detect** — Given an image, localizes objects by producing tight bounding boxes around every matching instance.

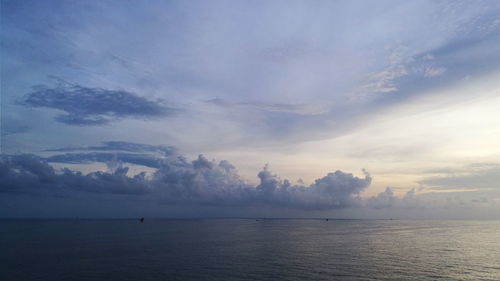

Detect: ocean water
[1,219,499,281]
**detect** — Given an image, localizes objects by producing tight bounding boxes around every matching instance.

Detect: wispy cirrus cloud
[205,98,329,115]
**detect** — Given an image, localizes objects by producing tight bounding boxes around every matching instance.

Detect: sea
[1,219,499,281]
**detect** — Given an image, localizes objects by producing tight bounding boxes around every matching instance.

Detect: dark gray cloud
[1,149,498,218]
[254,166,371,209]
[0,152,371,210]
[366,187,397,209]
[42,141,176,168]
[45,153,163,168]
[22,83,177,125]
[0,154,150,196]
[44,141,175,155]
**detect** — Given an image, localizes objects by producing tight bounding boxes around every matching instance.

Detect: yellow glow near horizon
[211,72,500,197]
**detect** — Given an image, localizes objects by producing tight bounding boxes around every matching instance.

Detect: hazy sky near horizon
[1,0,500,218]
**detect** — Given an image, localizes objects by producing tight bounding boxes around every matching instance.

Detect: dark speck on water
[1,219,499,281]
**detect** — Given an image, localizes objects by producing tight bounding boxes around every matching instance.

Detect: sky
[1,0,500,218]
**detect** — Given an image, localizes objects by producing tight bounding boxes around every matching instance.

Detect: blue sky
[1,0,500,218]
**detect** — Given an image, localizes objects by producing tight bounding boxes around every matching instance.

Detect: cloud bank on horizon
[1,142,498,218]
[1,145,372,209]
[1,0,500,218]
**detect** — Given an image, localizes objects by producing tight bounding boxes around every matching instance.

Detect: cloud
[366,185,497,211]
[45,152,163,169]
[2,146,498,218]
[366,187,397,209]
[0,152,371,210]
[0,154,150,196]
[358,46,412,94]
[206,98,328,115]
[419,163,500,190]
[421,66,447,77]
[4,0,500,151]
[42,141,177,168]
[253,165,371,209]
[44,141,175,155]
[22,82,177,125]
[356,46,451,97]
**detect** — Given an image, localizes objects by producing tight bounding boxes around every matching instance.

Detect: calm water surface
[1,219,499,281]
